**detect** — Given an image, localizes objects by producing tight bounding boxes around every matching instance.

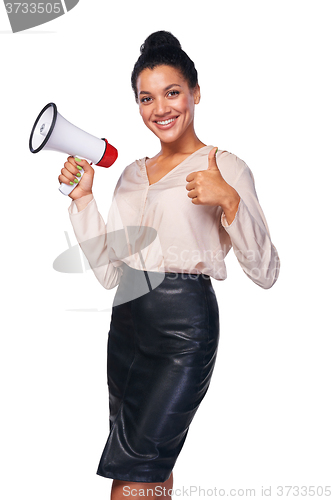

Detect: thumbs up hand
[185,147,241,224]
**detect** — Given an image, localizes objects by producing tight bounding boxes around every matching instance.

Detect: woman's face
[137,65,200,144]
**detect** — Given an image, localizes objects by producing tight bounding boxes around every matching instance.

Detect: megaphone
[29,102,118,196]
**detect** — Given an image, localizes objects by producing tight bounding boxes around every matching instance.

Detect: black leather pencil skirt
[96,263,220,483]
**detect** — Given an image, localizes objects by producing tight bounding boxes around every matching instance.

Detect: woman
[59,31,280,499]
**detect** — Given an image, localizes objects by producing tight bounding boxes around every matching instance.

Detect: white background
[1,1,332,499]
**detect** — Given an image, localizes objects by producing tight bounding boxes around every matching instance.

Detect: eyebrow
[139,84,181,95]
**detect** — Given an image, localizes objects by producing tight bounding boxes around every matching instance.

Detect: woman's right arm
[59,156,123,289]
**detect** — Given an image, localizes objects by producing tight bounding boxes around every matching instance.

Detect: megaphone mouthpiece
[98,138,118,167]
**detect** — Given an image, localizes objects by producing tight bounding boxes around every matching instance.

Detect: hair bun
[140,31,181,54]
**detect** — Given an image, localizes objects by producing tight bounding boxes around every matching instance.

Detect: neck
[159,126,206,158]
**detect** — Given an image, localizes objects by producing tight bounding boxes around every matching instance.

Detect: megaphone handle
[59,155,90,196]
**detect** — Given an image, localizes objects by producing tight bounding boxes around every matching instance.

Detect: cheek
[139,108,153,128]
[139,107,149,122]
[178,95,194,115]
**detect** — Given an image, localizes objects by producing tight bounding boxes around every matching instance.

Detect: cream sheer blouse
[68,145,280,290]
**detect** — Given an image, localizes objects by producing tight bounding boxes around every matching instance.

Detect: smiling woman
[137,66,201,141]
[62,30,280,500]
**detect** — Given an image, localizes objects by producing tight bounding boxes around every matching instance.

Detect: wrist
[74,192,94,212]
[220,193,240,225]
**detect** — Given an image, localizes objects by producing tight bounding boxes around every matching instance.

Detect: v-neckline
[142,145,214,187]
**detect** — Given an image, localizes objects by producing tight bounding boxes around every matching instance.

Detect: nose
[154,97,171,117]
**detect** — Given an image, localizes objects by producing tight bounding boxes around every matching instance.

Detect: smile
[154,116,179,129]
[156,118,177,125]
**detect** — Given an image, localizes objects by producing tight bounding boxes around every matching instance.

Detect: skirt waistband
[113,264,211,307]
[120,263,210,280]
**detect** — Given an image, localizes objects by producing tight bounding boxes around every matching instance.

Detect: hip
[111,264,220,350]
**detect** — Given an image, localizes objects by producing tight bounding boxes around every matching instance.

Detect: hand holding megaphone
[59,156,95,200]
[29,103,118,196]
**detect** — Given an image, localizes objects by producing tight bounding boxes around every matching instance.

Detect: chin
[154,133,180,143]
[151,123,191,144]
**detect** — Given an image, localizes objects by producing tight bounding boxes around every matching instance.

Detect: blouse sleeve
[219,156,280,289]
[68,194,123,290]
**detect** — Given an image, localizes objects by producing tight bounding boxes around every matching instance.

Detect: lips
[153,116,179,130]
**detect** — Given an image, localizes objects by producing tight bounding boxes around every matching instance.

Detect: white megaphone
[29,102,118,196]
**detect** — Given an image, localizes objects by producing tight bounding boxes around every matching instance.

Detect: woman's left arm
[218,157,280,289]
[186,148,280,289]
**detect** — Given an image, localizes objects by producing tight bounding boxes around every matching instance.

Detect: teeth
[156,118,176,125]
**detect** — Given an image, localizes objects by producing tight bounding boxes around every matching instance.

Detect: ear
[194,84,201,105]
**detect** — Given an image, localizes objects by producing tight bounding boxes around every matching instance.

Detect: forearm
[221,198,280,289]
[215,153,280,289]
[68,194,122,289]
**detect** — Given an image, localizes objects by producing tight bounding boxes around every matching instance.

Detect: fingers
[58,173,76,186]
[65,157,82,174]
[58,168,81,186]
[58,157,83,186]
[67,156,93,172]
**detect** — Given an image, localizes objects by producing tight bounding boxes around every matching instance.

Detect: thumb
[207,147,219,170]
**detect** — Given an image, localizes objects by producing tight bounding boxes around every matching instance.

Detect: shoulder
[216,151,254,185]
[120,157,146,172]
[113,157,147,192]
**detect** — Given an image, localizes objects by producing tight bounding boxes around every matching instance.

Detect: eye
[140,96,152,103]
[167,90,180,97]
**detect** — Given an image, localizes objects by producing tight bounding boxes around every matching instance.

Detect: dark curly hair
[131,31,198,103]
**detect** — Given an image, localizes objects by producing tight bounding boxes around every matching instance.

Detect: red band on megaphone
[96,139,118,167]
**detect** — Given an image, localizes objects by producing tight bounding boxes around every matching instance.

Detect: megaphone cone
[29,103,118,196]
